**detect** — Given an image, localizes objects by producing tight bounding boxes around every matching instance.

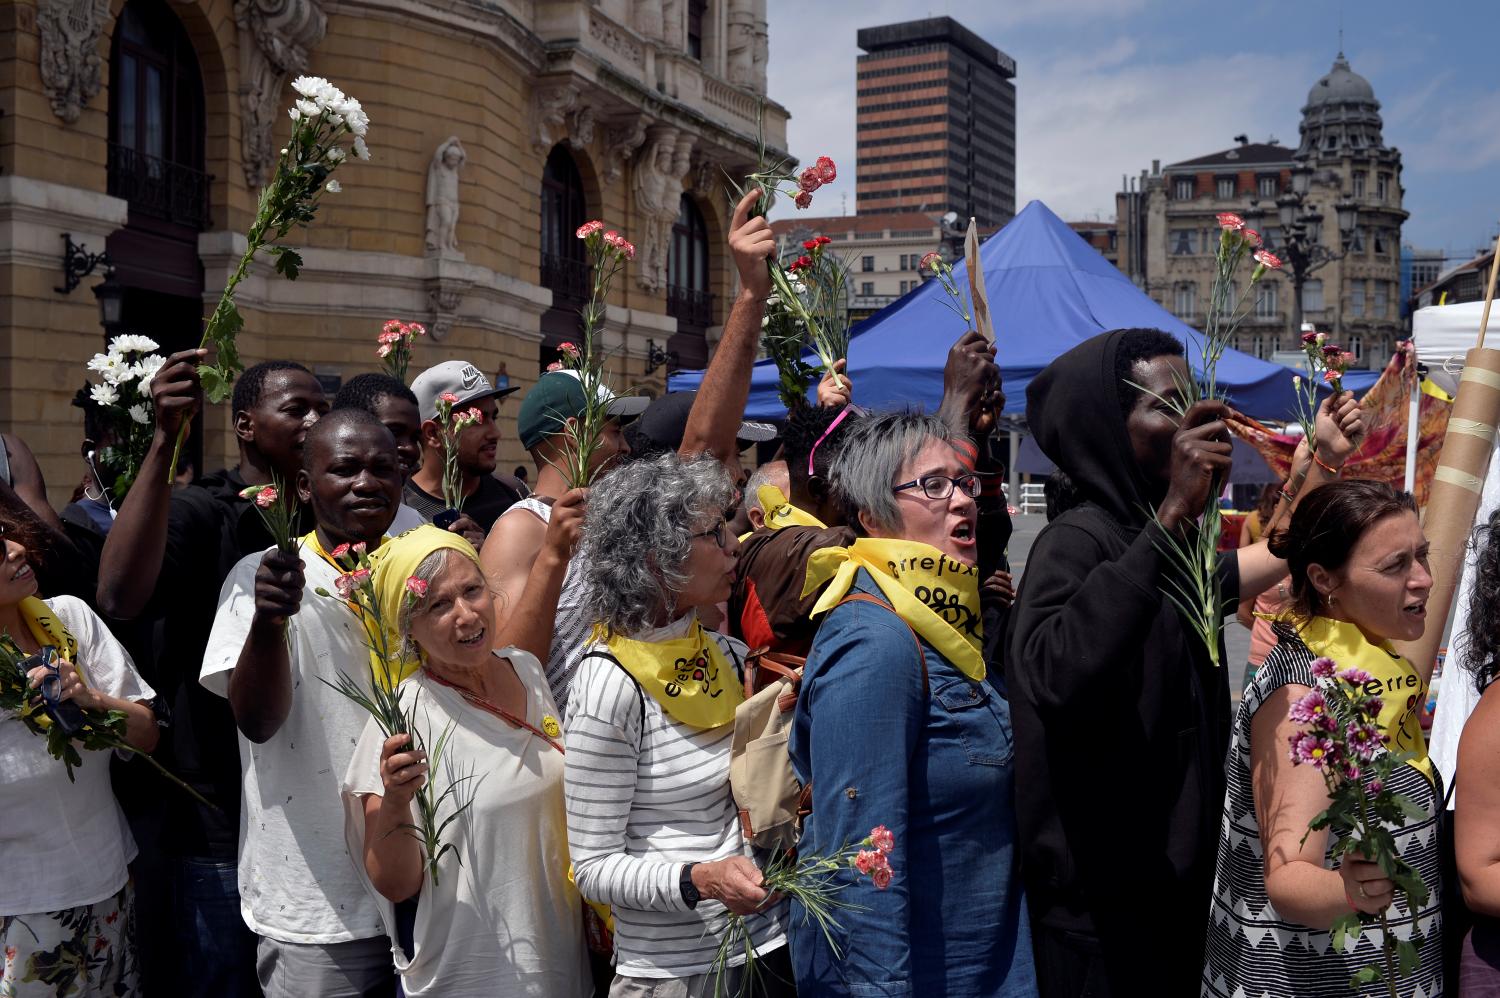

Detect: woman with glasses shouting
[0,510,158,996]
[562,452,790,998]
[789,411,1036,997]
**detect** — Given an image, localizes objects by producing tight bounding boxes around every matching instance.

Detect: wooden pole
[1396,232,1500,676]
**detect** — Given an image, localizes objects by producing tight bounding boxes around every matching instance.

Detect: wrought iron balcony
[107,143,211,230]
[666,284,714,328]
[541,252,591,304]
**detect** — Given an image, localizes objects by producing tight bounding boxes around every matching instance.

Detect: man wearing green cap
[479,368,646,718]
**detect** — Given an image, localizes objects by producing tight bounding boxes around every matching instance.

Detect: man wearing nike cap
[405,360,522,539]
[479,368,648,716]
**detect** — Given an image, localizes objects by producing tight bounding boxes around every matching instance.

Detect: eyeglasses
[692,521,730,548]
[893,474,982,500]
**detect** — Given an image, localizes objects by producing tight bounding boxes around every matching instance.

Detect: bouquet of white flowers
[82,334,168,502]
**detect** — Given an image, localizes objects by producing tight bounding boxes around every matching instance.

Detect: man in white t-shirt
[201,408,405,997]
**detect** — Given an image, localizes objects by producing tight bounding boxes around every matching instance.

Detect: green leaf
[1350,964,1382,985]
[1330,912,1362,951]
[199,365,231,404]
[1397,937,1420,976]
[272,247,303,280]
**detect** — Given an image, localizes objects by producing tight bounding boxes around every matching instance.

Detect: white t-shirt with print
[201,546,387,946]
[0,596,155,914]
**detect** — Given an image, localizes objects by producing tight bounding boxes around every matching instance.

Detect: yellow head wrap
[757,484,827,531]
[364,524,481,687]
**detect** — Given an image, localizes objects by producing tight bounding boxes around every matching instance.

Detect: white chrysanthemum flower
[295,99,320,120]
[86,351,122,375]
[325,179,341,193]
[765,295,779,307]
[291,76,326,99]
[90,382,120,406]
[352,136,370,160]
[129,403,151,425]
[761,316,770,328]
[110,334,160,354]
[326,146,346,163]
[133,354,166,387]
[288,106,301,122]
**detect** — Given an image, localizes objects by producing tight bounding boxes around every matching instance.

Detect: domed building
[1116,52,1406,370]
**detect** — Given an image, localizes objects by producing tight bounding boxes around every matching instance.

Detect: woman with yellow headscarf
[338,525,588,997]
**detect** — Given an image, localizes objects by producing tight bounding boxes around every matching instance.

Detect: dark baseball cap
[631,391,779,454]
[411,360,519,422]
[517,370,650,451]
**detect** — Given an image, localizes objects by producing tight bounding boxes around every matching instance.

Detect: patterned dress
[1202,628,1444,997]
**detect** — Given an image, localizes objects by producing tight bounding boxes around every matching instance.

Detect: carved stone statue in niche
[237,0,327,187]
[37,0,110,123]
[633,126,684,293]
[425,136,466,258]
[533,81,579,153]
[603,114,649,185]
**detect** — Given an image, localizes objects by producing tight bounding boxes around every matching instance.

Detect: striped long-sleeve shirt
[563,616,787,978]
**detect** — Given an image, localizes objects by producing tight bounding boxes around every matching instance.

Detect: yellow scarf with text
[17,596,86,730]
[803,538,984,681]
[758,485,826,531]
[604,619,743,729]
[1297,614,1433,782]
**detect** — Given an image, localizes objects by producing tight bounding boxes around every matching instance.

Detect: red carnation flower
[798,167,822,193]
[815,156,837,184]
[795,191,813,209]
[802,239,819,251]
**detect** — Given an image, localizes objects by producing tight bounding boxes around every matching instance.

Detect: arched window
[539,145,590,355]
[667,194,713,368]
[540,145,590,307]
[108,0,207,230]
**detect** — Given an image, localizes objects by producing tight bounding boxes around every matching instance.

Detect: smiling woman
[339,526,589,997]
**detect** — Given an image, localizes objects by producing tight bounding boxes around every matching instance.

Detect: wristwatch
[679,863,702,909]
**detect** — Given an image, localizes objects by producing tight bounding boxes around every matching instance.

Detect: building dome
[1306,53,1376,106]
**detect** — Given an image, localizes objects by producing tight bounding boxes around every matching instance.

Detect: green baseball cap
[517,370,649,450]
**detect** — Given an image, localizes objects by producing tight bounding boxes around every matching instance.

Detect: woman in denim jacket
[789,412,1036,997]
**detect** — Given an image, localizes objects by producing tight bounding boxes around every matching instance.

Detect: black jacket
[1003,331,1235,994]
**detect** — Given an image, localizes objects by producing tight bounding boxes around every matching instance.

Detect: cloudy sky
[766,0,1500,266]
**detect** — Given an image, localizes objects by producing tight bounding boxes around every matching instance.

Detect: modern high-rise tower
[854,17,1017,227]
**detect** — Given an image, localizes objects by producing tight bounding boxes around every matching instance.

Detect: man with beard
[1004,328,1363,996]
[200,407,405,997]
[97,354,327,997]
[403,360,521,542]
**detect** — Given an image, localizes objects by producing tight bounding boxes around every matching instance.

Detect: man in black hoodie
[1005,328,1362,996]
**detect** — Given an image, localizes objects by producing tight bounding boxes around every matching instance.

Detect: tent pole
[1008,430,1020,512]
[1404,365,1420,496]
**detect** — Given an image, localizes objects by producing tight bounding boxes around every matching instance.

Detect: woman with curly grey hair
[563,452,790,998]
[790,410,1035,997]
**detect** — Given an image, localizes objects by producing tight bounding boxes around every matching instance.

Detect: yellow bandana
[604,619,744,729]
[15,596,87,730]
[1296,615,1433,783]
[758,485,826,531]
[803,538,984,681]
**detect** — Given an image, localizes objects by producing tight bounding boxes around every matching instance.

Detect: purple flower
[1369,778,1384,795]
[1338,667,1374,686]
[1341,760,1363,781]
[1364,696,1384,716]
[1346,721,1381,760]
[1289,733,1338,769]
[1289,690,1328,725]
[1310,657,1336,679]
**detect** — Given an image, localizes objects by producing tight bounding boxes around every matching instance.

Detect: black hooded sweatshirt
[1003,331,1237,994]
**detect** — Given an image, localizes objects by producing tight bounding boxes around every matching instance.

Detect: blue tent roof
[669,199,1377,419]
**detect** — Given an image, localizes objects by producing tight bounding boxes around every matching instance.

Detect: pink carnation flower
[815,156,837,184]
[798,167,822,193]
[1241,228,1263,248]
[352,542,367,556]
[1253,249,1283,270]
[405,577,429,599]
[854,850,880,875]
[1217,212,1245,231]
[330,543,351,560]
[872,865,892,890]
[439,392,460,404]
[407,322,426,337]
[254,486,278,508]
[382,319,403,335]
[919,251,941,272]
[545,361,563,372]
[576,220,605,240]
[333,573,358,599]
[239,485,266,500]
[870,825,895,855]
[377,344,393,358]
[795,191,813,210]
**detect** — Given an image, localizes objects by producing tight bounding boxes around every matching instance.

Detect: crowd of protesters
[1,187,1495,998]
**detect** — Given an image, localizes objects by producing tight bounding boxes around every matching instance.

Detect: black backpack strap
[589,649,647,750]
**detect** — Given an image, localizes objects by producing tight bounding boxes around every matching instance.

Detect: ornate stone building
[2,0,782,498]
[1115,54,1406,369]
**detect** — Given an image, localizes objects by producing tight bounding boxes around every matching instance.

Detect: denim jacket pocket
[933,677,1015,766]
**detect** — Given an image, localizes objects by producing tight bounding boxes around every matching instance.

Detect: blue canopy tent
[669,199,1377,419]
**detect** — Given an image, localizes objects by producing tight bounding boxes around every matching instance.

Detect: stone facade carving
[534,81,601,154]
[37,0,110,124]
[589,13,645,68]
[633,126,682,292]
[236,0,327,187]
[603,114,650,184]
[425,136,466,258]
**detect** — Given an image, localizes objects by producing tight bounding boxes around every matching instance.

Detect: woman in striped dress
[563,453,789,998]
[1203,480,1443,996]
